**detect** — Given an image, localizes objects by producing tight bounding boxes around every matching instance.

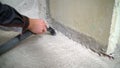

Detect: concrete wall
[49,0,114,47]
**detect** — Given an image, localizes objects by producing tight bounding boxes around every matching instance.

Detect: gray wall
[49,0,114,47]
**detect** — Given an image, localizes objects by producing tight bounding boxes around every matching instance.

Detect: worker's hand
[28,18,47,34]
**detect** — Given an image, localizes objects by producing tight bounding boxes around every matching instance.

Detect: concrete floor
[0,31,119,68]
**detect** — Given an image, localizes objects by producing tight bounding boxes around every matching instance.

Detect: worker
[0,2,47,34]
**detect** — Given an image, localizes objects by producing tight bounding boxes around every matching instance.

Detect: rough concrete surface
[0,32,117,68]
[0,0,120,68]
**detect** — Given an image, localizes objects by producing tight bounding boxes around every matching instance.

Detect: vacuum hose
[0,27,56,55]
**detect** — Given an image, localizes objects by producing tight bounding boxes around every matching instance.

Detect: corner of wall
[107,0,120,54]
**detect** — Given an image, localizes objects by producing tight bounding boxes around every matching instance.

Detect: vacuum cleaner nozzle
[47,27,56,35]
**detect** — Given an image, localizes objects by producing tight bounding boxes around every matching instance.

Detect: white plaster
[107,0,120,54]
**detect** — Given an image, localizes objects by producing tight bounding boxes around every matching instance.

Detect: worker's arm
[0,2,46,34]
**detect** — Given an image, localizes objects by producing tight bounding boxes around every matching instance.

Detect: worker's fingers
[28,18,48,34]
[43,26,47,32]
